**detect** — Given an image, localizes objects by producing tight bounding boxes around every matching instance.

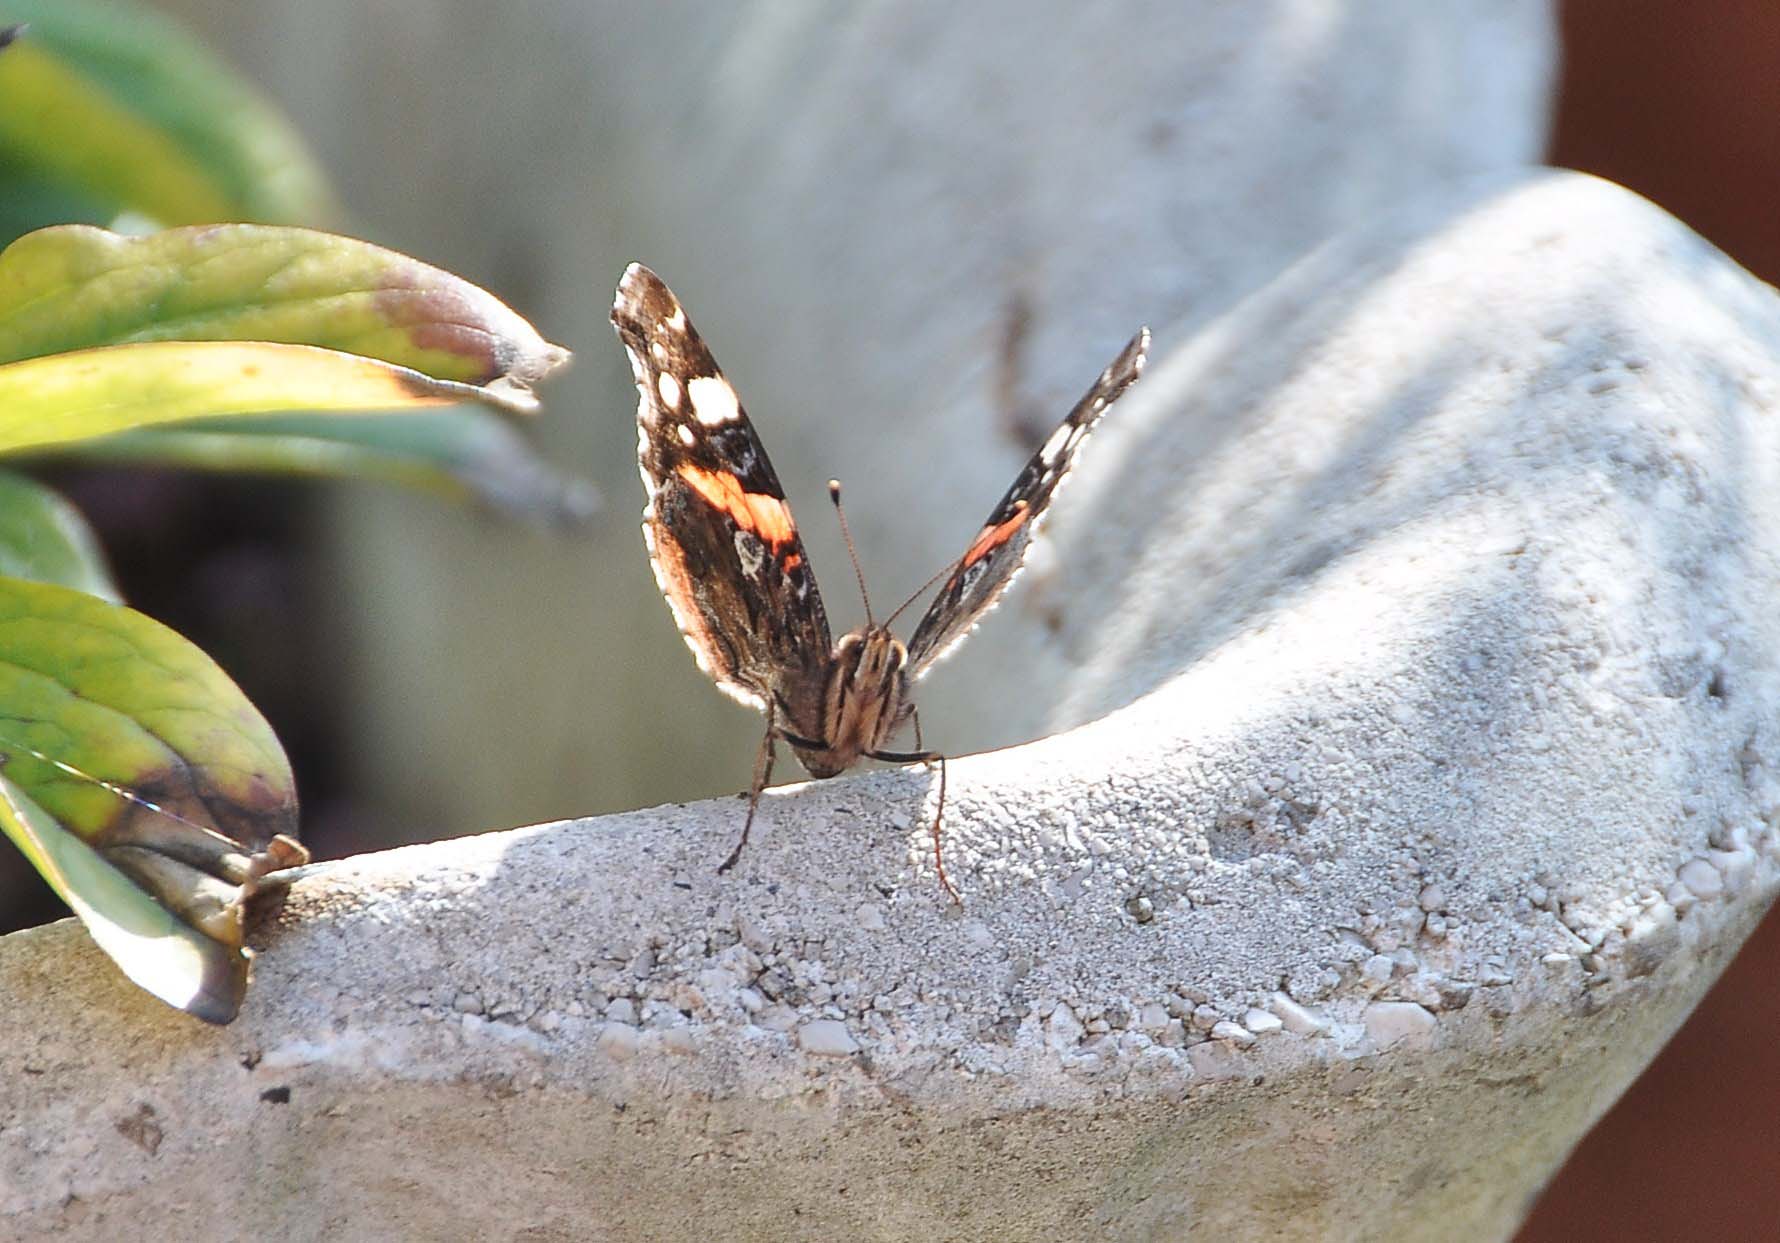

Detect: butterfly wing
[906,327,1149,676]
[613,264,833,727]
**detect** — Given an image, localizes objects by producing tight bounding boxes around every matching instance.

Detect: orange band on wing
[676,463,798,547]
[961,500,1031,568]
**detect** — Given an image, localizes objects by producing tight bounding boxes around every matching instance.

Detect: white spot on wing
[665,304,686,331]
[656,371,682,409]
[677,424,696,447]
[650,341,669,363]
[688,375,741,426]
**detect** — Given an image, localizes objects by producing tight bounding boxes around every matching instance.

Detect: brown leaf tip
[373,273,572,391]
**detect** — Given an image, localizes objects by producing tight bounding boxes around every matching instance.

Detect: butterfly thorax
[788,625,912,778]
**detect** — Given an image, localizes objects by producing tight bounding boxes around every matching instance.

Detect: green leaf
[0,4,333,226]
[0,774,245,1022]
[0,339,527,453]
[0,223,571,404]
[0,576,305,1024]
[49,410,600,527]
[0,468,117,598]
[0,155,115,240]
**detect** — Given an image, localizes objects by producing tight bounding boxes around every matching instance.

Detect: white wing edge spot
[1040,419,1075,464]
[620,345,650,389]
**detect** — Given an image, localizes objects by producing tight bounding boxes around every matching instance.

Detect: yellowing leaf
[0,224,572,397]
[0,340,529,454]
[0,774,244,1023]
[0,576,304,1023]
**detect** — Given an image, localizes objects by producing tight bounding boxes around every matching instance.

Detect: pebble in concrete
[1678,858,1724,900]
[1210,1020,1256,1048]
[797,1019,860,1057]
[596,1023,639,1062]
[1364,1002,1438,1051]
[1270,994,1328,1036]
[1243,1008,1283,1035]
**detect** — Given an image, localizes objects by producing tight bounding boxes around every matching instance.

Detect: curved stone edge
[0,755,1774,1240]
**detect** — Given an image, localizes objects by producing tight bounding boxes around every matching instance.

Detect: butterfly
[612,263,1147,899]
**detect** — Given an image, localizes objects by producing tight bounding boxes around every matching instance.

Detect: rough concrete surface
[6,171,1780,1241]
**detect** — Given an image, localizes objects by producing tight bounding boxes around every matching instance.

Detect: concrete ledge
[6,171,1780,1240]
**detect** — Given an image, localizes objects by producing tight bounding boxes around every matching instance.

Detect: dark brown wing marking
[906,327,1149,675]
[612,263,832,721]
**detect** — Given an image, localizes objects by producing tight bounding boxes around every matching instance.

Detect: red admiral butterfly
[613,264,1147,899]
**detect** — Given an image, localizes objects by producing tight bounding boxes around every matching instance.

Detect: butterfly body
[790,625,913,779]
[612,263,1146,897]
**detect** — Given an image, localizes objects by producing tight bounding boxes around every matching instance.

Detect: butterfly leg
[719,711,778,875]
[872,709,959,904]
[927,752,955,903]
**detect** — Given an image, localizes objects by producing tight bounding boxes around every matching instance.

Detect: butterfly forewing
[906,327,1149,675]
[613,264,833,723]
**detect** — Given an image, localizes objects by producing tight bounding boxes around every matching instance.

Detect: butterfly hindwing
[906,328,1149,675]
[612,264,833,723]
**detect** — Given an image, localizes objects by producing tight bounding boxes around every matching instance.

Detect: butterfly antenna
[882,487,1028,628]
[828,479,876,625]
[884,555,962,629]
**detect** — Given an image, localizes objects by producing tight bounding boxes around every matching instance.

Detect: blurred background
[0,2,1775,1236]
